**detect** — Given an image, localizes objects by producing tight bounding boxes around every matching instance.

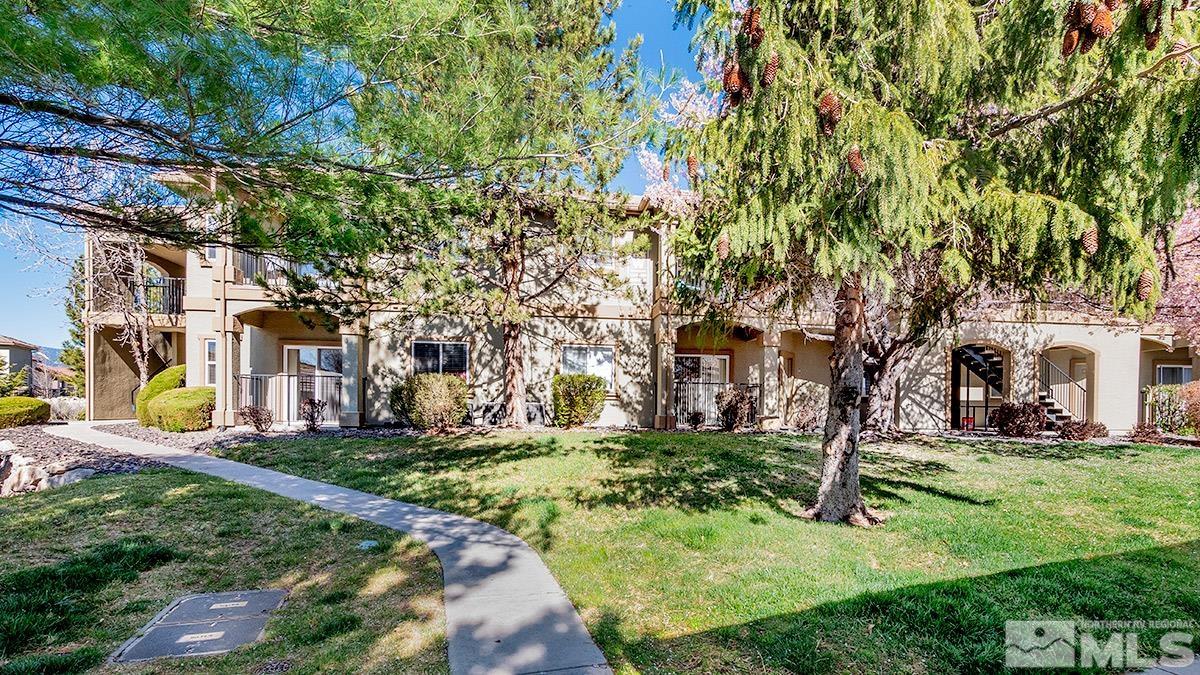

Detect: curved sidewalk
[45,423,611,675]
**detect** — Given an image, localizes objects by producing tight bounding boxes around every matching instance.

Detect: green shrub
[987,402,1046,437]
[1145,384,1189,433]
[0,397,50,429]
[389,374,468,430]
[146,387,215,432]
[552,374,607,427]
[135,365,186,426]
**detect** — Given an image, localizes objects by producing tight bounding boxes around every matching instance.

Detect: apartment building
[84,197,1197,433]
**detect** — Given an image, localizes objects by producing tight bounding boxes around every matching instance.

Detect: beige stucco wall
[366,314,655,427]
[900,321,1144,432]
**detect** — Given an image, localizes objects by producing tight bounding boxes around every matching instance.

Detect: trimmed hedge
[136,365,187,426]
[552,374,607,427]
[389,374,469,430]
[0,396,51,429]
[146,387,215,432]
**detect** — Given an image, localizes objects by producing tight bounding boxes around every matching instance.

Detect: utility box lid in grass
[111,589,287,663]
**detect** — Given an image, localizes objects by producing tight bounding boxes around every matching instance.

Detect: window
[203,215,219,262]
[412,341,468,377]
[204,339,217,385]
[562,345,615,390]
[1157,364,1193,386]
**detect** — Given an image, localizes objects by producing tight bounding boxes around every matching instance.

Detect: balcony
[232,251,309,287]
[131,277,185,315]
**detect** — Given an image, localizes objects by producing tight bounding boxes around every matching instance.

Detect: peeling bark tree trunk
[501,320,527,427]
[806,274,881,525]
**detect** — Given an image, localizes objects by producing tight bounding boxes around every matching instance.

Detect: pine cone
[741,7,764,48]
[662,163,670,182]
[1080,29,1100,53]
[1104,0,1120,9]
[1063,28,1081,57]
[717,233,731,261]
[1080,2,1098,24]
[1065,1,1083,26]
[847,147,866,177]
[1137,269,1155,301]
[740,74,754,101]
[1139,0,1153,13]
[723,60,743,95]
[817,91,843,135]
[761,52,780,87]
[687,154,699,182]
[1092,6,1115,37]
[1082,227,1099,256]
[1146,28,1162,50]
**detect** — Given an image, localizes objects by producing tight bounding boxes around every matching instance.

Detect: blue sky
[0,1,697,348]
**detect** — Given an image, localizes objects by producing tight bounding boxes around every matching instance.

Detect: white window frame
[561,344,617,393]
[1156,364,1193,385]
[411,341,469,378]
[203,338,218,386]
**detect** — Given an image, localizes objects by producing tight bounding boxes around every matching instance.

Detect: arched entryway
[951,343,1012,430]
[1039,345,1095,423]
[673,322,765,427]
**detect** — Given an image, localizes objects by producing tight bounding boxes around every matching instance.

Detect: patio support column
[759,329,782,431]
[213,315,243,428]
[340,323,368,427]
[653,314,676,429]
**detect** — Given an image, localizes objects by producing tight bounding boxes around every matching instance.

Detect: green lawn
[214,431,1200,673]
[0,469,447,674]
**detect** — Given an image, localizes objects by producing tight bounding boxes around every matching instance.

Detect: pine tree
[270,1,652,427]
[674,0,1198,524]
[60,256,87,396]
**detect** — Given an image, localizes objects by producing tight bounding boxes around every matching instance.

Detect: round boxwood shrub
[146,386,215,432]
[0,396,51,428]
[136,365,187,426]
[389,374,468,431]
[552,374,607,428]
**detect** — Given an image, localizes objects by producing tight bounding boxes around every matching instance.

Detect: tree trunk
[863,360,902,434]
[501,320,527,427]
[805,274,881,526]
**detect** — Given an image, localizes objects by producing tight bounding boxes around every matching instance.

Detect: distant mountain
[37,346,63,367]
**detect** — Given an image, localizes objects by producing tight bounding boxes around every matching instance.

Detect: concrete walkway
[45,423,611,675]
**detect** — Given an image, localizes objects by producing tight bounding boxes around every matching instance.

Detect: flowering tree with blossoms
[669,0,1198,525]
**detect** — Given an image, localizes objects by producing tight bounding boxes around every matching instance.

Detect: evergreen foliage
[135,365,186,427]
[0,396,50,428]
[672,0,1199,522]
[552,374,608,428]
[60,257,87,396]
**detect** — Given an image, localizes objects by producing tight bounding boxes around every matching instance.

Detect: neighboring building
[82,191,1197,432]
[0,335,36,392]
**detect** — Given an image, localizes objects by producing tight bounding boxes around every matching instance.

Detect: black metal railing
[1039,356,1087,421]
[233,251,308,287]
[674,381,761,427]
[130,277,185,315]
[237,373,341,424]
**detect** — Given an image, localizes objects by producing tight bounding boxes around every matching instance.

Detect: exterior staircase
[958,345,1005,398]
[1038,356,1087,427]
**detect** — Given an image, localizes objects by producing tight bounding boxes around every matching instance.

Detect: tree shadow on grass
[570,434,986,516]
[591,540,1200,674]
[936,438,1138,461]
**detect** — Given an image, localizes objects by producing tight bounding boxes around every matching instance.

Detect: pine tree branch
[987,43,1200,139]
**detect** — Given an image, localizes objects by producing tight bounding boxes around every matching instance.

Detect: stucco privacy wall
[899,320,1144,431]
[366,314,656,427]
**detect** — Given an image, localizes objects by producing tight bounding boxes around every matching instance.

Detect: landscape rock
[39,468,97,490]
[0,426,164,498]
